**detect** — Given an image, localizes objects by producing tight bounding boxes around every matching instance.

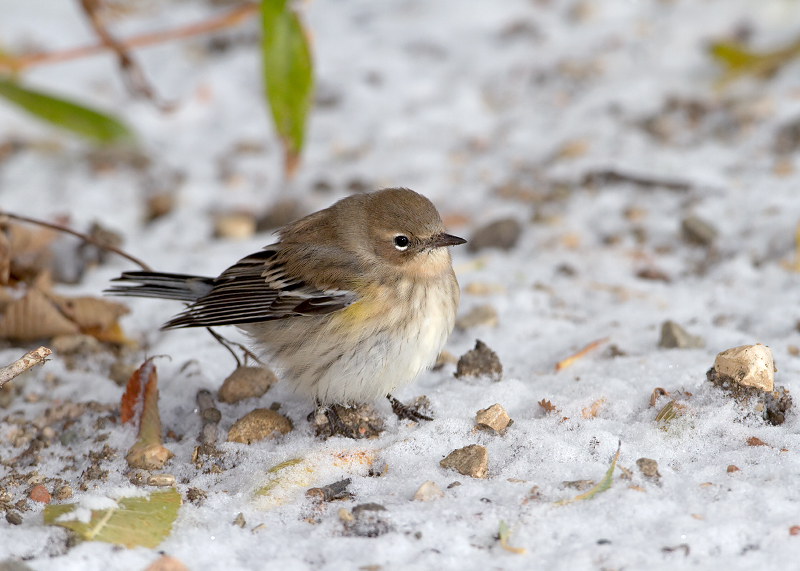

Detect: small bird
[108,188,466,435]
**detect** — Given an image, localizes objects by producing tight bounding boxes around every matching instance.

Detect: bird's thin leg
[387,394,433,422]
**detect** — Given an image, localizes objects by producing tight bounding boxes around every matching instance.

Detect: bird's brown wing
[162,249,357,329]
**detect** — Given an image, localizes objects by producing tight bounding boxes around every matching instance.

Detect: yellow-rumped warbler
[108,188,465,432]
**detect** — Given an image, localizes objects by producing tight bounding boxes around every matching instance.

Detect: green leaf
[555,441,620,506]
[254,457,304,496]
[43,488,181,548]
[709,42,760,69]
[261,0,314,177]
[0,78,134,144]
[709,38,800,88]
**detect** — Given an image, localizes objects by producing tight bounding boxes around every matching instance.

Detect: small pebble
[202,408,222,423]
[412,481,444,501]
[714,344,775,392]
[658,320,705,349]
[456,305,498,330]
[338,508,354,522]
[681,215,717,246]
[727,465,740,473]
[218,366,277,404]
[5,511,22,525]
[29,485,50,504]
[200,423,218,445]
[233,513,246,528]
[475,403,511,432]
[228,409,292,444]
[440,444,488,479]
[196,389,216,412]
[344,504,391,538]
[214,212,256,240]
[469,218,522,252]
[455,340,502,381]
[636,458,660,479]
[54,484,73,500]
[147,474,176,487]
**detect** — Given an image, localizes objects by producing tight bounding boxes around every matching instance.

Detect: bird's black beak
[427,233,467,249]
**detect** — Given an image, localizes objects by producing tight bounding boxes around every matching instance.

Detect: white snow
[2,0,800,569]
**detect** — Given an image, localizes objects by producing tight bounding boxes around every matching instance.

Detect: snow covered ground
[2,0,800,569]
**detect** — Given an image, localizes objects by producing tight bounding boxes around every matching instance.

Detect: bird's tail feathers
[105,271,214,302]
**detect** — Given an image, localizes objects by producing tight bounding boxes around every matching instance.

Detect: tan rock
[714,344,775,392]
[440,444,488,479]
[228,408,292,444]
[475,403,511,432]
[214,212,256,240]
[147,473,176,487]
[636,458,660,479]
[413,480,444,501]
[218,366,277,404]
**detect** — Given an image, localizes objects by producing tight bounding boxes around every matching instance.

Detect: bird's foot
[309,404,357,439]
[387,394,433,422]
[309,403,385,439]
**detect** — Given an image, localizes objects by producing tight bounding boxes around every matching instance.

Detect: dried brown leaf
[746,436,767,447]
[0,288,79,340]
[49,295,129,330]
[538,399,557,413]
[581,397,606,419]
[649,387,669,407]
[124,359,173,470]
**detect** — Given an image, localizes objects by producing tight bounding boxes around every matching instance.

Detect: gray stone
[659,320,704,349]
[681,216,717,246]
[468,218,522,252]
[455,340,502,381]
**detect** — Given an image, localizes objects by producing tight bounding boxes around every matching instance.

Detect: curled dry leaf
[582,397,606,419]
[48,294,129,331]
[0,288,79,340]
[123,358,174,470]
[650,387,669,407]
[0,219,56,282]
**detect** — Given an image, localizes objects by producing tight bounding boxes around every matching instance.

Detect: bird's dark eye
[393,235,410,251]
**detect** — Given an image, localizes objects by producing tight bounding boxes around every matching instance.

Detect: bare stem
[0,346,51,388]
[1,211,153,272]
[0,3,258,73]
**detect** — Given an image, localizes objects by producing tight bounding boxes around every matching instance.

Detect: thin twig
[0,346,51,388]
[79,0,172,109]
[0,3,258,73]
[0,211,153,272]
